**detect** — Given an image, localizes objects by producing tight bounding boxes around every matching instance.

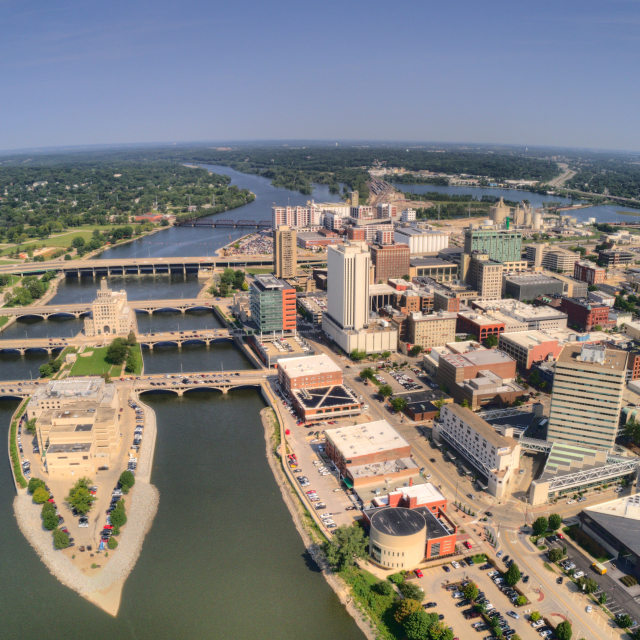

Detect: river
[0,393,364,639]
[392,182,640,222]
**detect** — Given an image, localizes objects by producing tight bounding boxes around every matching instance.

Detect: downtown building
[249,274,296,334]
[274,225,297,278]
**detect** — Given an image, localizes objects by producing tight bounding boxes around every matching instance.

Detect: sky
[2,0,640,152]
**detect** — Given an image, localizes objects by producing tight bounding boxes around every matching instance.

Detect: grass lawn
[0,259,23,265]
[245,267,273,275]
[472,554,488,564]
[0,231,97,256]
[129,343,143,375]
[70,347,118,377]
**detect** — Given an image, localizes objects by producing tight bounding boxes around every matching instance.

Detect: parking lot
[413,560,543,640]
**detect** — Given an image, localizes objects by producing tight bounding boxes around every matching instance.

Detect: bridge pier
[147,344,153,350]
[221,387,228,394]
[177,389,184,397]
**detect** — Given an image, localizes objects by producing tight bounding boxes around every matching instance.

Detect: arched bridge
[134,370,276,395]
[139,330,232,350]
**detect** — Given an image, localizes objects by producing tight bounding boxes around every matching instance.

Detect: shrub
[53,528,70,549]
[555,621,572,640]
[28,477,46,494]
[109,504,127,528]
[516,596,527,606]
[374,580,393,596]
[462,581,479,601]
[530,611,541,622]
[621,575,638,587]
[43,511,58,531]
[388,572,404,585]
[108,537,118,550]
[548,548,564,563]
[119,470,135,490]
[32,486,49,504]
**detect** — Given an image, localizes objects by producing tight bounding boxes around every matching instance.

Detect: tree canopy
[532,516,548,536]
[322,524,368,570]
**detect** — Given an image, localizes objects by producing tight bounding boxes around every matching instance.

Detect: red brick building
[277,354,343,393]
[574,261,605,285]
[560,297,613,331]
[456,311,505,341]
[347,227,366,241]
[370,243,410,283]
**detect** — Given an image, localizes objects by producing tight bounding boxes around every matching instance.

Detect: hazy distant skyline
[3,0,640,152]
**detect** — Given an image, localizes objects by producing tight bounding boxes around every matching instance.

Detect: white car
[78,521,89,528]
[574,571,584,579]
[567,499,576,504]
[586,605,592,613]
[531,621,544,629]
[540,631,552,638]
[451,561,460,569]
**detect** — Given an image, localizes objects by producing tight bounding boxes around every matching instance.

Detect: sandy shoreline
[12,391,160,616]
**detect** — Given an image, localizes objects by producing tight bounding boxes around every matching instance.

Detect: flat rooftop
[396,227,446,237]
[278,353,342,379]
[506,275,561,284]
[47,443,92,453]
[257,337,310,359]
[557,343,627,372]
[292,384,357,409]
[499,330,560,348]
[441,348,515,369]
[457,311,505,326]
[540,441,608,481]
[409,257,457,268]
[325,420,409,457]
[443,403,516,450]
[251,273,292,292]
[349,456,418,481]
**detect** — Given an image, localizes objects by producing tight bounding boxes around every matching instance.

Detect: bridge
[176,218,272,228]
[0,370,277,399]
[0,255,326,277]
[0,299,222,321]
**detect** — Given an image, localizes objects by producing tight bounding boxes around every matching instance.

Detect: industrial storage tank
[490,197,510,225]
[533,212,542,230]
[369,507,427,569]
[524,210,532,226]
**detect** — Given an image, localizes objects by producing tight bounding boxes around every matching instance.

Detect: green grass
[9,400,29,489]
[128,343,143,375]
[69,347,117,376]
[245,267,273,275]
[472,554,488,564]
[0,317,9,329]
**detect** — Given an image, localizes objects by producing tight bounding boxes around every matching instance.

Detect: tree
[53,528,70,549]
[125,351,138,373]
[110,503,127,527]
[555,620,573,640]
[404,610,433,640]
[106,338,129,365]
[504,562,522,586]
[516,596,527,606]
[460,399,469,408]
[25,418,37,435]
[625,419,640,446]
[530,611,541,622]
[390,397,407,413]
[549,513,562,531]
[350,349,367,362]
[360,367,376,381]
[598,593,607,605]
[533,516,548,536]
[617,614,633,629]
[108,537,118,550]
[322,524,367,570]
[548,548,564,563]
[119,470,135,490]
[71,236,85,250]
[33,486,49,504]
[381,351,391,359]
[66,477,95,515]
[378,384,393,399]
[127,330,137,345]
[588,284,599,292]
[42,509,58,531]
[28,477,46,493]
[577,577,598,594]
[394,599,422,624]
[39,364,53,378]
[485,334,498,348]
[529,369,541,386]
[409,345,423,358]
[397,581,424,601]
[462,581,479,601]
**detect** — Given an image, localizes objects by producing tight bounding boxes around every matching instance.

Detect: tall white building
[401,208,416,222]
[325,243,370,331]
[393,227,448,254]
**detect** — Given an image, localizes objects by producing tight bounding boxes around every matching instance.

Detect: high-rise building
[274,225,297,279]
[464,229,522,263]
[325,243,370,331]
[370,243,410,283]
[468,252,502,300]
[84,278,137,338]
[249,274,296,334]
[547,344,627,450]
[350,190,359,207]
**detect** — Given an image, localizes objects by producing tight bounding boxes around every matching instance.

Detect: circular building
[369,507,427,570]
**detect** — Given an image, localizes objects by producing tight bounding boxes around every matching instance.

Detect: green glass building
[464,229,522,263]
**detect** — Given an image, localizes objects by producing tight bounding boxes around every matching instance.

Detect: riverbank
[11,386,159,616]
[259,406,375,640]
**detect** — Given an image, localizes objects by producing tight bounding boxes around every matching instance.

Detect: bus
[591,563,607,575]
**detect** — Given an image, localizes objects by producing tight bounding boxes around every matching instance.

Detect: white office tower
[326,244,370,331]
[401,208,416,222]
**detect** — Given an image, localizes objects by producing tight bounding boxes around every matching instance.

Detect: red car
[103,525,113,530]
[61,527,70,534]
[48,498,55,504]
[414,569,424,578]
[464,541,472,549]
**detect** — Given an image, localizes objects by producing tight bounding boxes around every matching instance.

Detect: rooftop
[251,273,292,292]
[499,330,560,348]
[325,420,409,457]
[278,354,342,379]
[540,441,608,480]
[292,384,358,409]
[441,348,515,369]
[457,311,505,327]
[557,343,627,372]
[443,404,516,450]
[505,274,562,284]
[584,498,640,557]
[47,442,92,454]
[409,257,457,268]
[369,506,426,537]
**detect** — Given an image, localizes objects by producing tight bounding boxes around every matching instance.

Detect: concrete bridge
[0,255,326,277]
[0,370,276,399]
[138,330,232,350]
[0,299,223,321]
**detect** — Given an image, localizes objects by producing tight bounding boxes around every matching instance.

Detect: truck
[591,562,607,575]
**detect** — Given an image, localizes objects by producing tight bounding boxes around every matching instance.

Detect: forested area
[565,159,640,199]
[0,157,254,244]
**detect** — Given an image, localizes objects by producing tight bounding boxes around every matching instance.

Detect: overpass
[0,370,277,399]
[0,255,326,277]
[0,298,223,321]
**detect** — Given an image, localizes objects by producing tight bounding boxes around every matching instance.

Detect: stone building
[84,278,137,338]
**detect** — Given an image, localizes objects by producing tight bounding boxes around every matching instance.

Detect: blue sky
[2,0,640,152]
